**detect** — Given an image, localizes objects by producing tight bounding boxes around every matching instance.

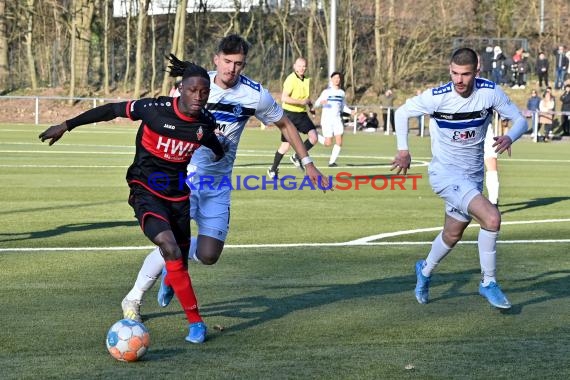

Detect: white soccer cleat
[121,297,142,322]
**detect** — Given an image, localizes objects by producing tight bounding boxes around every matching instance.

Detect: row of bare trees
[0,0,569,102]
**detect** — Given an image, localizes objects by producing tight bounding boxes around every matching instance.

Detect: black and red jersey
[65,96,224,201]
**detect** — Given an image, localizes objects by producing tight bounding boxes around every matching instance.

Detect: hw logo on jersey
[452,129,476,141]
[142,126,199,162]
[156,136,198,161]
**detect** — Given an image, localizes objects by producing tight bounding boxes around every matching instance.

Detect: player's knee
[196,250,221,265]
[481,212,501,232]
[442,230,462,247]
[309,134,318,145]
[156,241,181,261]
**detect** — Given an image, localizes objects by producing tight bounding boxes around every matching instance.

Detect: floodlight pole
[328,0,337,78]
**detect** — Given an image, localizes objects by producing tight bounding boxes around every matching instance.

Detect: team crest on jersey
[480,108,489,118]
[233,104,243,117]
[197,126,203,141]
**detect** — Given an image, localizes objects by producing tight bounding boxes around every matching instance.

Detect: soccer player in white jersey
[391,47,528,310]
[121,35,330,342]
[314,71,354,167]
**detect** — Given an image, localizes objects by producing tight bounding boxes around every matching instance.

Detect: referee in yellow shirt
[268,57,318,179]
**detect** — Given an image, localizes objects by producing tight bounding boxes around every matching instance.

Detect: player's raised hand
[305,164,332,192]
[39,123,68,146]
[391,150,411,175]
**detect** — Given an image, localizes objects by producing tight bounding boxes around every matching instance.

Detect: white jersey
[315,87,351,122]
[395,78,526,180]
[190,72,284,183]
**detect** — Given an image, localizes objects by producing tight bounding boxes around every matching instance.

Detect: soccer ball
[106,319,150,362]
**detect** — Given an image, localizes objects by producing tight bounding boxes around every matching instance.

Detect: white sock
[478,228,498,286]
[317,134,326,145]
[422,232,452,277]
[188,236,203,263]
[485,170,499,204]
[329,144,341,165]
[125,247,164,302]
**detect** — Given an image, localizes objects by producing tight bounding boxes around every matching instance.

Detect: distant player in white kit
[314,71,353,167]
[391,47,527,309]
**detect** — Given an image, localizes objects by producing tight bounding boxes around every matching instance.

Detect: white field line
[1,145,570,164]
[1,219,569,253]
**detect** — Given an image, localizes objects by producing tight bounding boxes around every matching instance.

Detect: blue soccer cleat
[414,259,431,304]
[185,322,207,344]
[157,267,175,308]
[479,281,512,309]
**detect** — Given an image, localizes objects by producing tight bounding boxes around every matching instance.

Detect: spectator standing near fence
[492,46,506,85]
[526,89,541,133]
[536,52,549,89]
[553,46,568,90]
[539,88,555,141]
[560,84,570,136]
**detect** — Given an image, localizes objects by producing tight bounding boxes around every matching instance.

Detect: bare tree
[102,0,110,95]
[161,0,187,95]
[25,0,37,89]
[122,0,133,92]
[0,0,9,91]
[373,0,382,93]
[72,0,95,89]
[133,0,150,98]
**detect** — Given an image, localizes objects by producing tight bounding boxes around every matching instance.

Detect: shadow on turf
[500,196,570,215]
[0,200,124,216]
[0,220,138,242]
[197,269,486,332]
[503,270,570,315]
[148,269,570,330]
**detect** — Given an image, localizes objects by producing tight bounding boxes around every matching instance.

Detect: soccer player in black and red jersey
[39,61,224,343]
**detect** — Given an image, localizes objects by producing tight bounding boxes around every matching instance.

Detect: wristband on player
[301,156,313,166]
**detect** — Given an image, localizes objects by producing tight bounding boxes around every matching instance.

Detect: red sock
[165,259,202,324]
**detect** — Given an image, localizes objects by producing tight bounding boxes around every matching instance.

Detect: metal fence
[1,95,567,143]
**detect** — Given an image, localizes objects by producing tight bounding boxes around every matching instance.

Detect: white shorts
[190,187,231,241]
[429,172,482,222]
[484,126,498,159]
[321,117,344,138]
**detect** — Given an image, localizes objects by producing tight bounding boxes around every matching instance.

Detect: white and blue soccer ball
[106,318,150,362]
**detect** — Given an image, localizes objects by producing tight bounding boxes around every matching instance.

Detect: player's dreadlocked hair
[166,54,210,82]
[450,48,478,69]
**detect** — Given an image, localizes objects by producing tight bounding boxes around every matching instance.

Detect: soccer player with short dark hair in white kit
[121,34,329,343]
[391,47,527,309]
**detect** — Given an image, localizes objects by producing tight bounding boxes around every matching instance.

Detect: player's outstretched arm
[40,102,129,146]
[39,122,68,146]
[274,115,330,191]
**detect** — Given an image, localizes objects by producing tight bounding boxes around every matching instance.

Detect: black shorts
[281,110,316,142]
[128,185,190,248]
